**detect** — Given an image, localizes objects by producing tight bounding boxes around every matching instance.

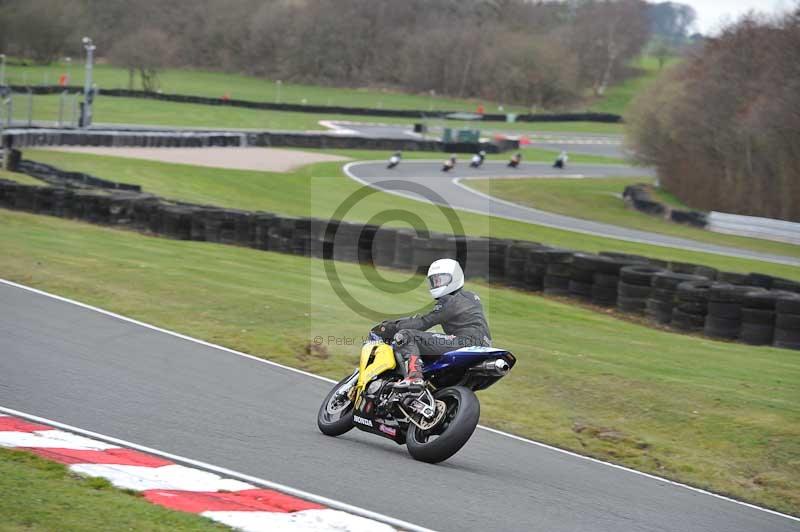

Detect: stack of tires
[646,272,708,324]
[704,284,766,340]
[672,281,713,332]
[568,254,598,301]
[738,291,791,345]
[774,295,800,350]
[592,256,643,307]
[487,239,513,284]
[565,253,637,306]
[617,265,666,314]
[667,261,718,280]
[536,248,574,296]
[459,236,491,279]
[371,227,398,267]
[503,241,538,289]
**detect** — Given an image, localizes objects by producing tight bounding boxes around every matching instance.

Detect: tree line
[626,9,800,222]
[0,0,694,108]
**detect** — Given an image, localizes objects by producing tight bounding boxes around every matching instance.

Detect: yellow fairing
[355,342,397,397]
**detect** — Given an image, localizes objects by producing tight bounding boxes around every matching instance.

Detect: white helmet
[427,258,464,299]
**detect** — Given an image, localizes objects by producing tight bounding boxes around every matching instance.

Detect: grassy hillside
[1,208,798,515]
[5,61,527,113]
[13,92,624,135]
[20,149,800,280]
[467,176,800,259]
[589,55,678,115]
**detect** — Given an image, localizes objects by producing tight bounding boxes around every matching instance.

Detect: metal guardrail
[707,211,800,245]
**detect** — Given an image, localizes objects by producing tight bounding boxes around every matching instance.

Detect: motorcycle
[387,152,401,169]
[441,155,457,172]
[317,328,516,463]
[469,153,485,169]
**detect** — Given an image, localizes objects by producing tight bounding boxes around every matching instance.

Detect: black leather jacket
[393,289,491,346]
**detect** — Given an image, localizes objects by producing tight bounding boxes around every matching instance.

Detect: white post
[81,37,96,127]
[276,80,282,104]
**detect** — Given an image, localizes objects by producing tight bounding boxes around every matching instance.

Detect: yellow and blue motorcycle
[317,328,515,463]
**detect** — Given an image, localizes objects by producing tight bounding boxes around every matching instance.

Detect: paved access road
[332,121,627,159]
[345,161,800,266]
[1,281,797,532]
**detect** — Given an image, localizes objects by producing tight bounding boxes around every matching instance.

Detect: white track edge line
[2,278,798,523]
[0,404,435,532]
[341,161,799,267]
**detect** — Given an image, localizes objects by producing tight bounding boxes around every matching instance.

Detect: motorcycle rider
[387,151,402,169]
[469,150,486,168]
[441,154,457,172]
[553,150,568,169]
[507,152,522,168]
[375,258,492,391]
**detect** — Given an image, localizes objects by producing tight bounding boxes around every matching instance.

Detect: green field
[1,208,798,515]
[20,149,800,281]
[467,177,800,259]
[6,58,652,123]
[5,61,529,113]
[12,92,625,136]
[0,447,226,531]
[0,168,44,185]
[589,55,678,115]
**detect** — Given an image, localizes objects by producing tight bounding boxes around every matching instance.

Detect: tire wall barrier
[10,85,621,123]
[2,168,799,350]
[1,129,516,154]
[623,184,707,228]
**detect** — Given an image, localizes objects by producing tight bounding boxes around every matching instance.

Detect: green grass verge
[6,62,529,112]
[589,55,678,115]
[0,447,227,531]
[1,208,798,515]
[16,93,624,135]
[0,168,46,186]
[466,177,800,259]
[22,149,800,280]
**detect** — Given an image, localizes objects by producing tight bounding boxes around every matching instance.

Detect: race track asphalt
[345,161,800,266]
[1,281,797,532]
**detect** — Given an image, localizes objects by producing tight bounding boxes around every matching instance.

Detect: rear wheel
[317,372,357,436]
[406,386,480,464]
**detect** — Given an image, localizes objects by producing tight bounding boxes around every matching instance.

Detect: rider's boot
[394,355,424,392]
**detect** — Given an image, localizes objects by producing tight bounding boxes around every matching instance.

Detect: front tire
[317,372,357,436]
[406,386,480,463]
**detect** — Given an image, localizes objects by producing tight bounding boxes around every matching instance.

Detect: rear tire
[317,372,357,437]
[406,386,480,464]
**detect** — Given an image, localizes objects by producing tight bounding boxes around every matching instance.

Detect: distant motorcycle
[387,151,402,169]
[553,151,568,169]
[508,152,522,168]
[318,327,516,463]
[442,154,457,172]
[469,150,486,169]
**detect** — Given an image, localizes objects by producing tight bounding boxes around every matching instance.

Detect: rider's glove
[373,320,399,341]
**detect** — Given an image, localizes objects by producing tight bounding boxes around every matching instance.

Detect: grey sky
[682,0,796,34]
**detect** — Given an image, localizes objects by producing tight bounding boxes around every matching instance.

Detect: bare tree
[570,0,650,96]
[627,10,800,221]
[109,29,174,92]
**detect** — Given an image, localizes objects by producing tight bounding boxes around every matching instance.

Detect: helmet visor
[428,273,452,290]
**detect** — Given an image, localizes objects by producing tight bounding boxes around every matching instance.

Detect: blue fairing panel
[423,346,513,374]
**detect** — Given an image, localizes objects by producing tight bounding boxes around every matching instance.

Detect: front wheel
[406,386,480,463]
[317,372,357,436]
